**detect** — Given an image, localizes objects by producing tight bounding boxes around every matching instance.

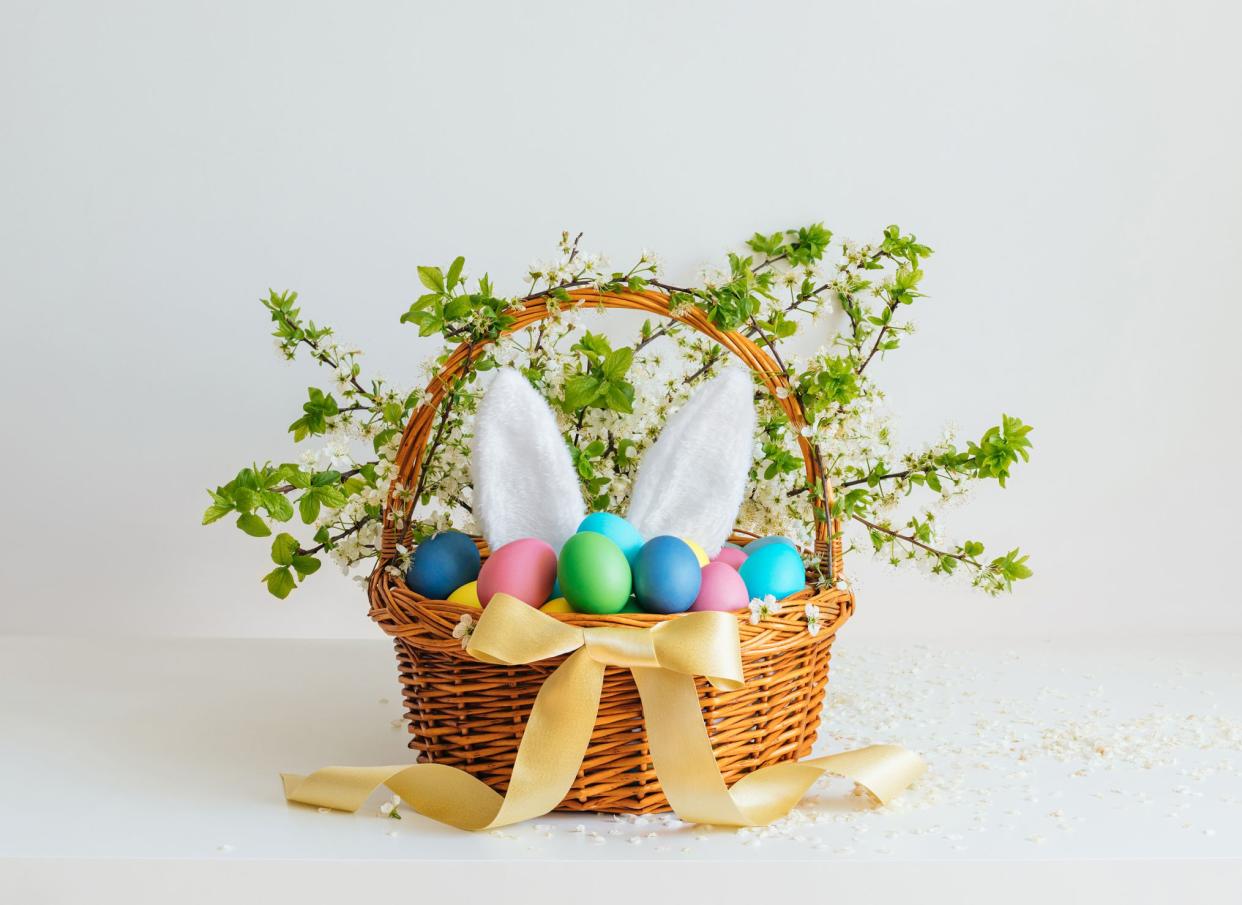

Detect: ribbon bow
[282,594,924,830]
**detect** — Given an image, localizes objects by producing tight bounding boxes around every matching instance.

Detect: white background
[2,0,1239,641]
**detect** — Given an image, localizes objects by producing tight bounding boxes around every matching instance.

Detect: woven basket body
[368,288,853,814]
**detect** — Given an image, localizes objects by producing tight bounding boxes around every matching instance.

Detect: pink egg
[690,561,751,612]
[477,538,557,608]
[711,546,748,570]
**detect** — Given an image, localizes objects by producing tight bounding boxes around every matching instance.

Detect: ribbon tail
[631,667,752,826]
[281,648,605,831]
[800,744,926,806]
[632,668,925,828]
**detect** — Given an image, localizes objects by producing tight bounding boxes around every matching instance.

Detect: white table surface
[2,632,1239,903]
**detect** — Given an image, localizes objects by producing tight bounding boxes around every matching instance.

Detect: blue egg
[633,536,702,614]
[744,535,798,555]
[404,530,481,599]
[738,543,806,601]
[578,512,645,565]
[550,576,561,601]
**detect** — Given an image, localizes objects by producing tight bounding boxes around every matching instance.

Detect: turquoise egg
[738,543,806,601]
[633,536,701,614]
[744,535,798,555]
[404,530,482,599]
[578,512,645,565]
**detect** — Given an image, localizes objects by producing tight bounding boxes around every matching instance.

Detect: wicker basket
[367,287,853,814]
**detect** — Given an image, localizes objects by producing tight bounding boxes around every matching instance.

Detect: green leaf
[263,566,296,599]
[316,485,348,509]
[601,347,633,381]
[562,374,602,411]
[291,554,321,578]
[271,532,299,565]
[446,256,465,290]
[417,266,445,293]
[202,500,233,525]
[260,491,294,522]
[299,492,321,525]
[230,486,259,513]
[236,512,271,537]
[604,382,634,413]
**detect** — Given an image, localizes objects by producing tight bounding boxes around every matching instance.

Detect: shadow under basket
[368,533,852,815]
[368,286,853,814]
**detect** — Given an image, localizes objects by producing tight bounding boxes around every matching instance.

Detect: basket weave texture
[368,288,853,814]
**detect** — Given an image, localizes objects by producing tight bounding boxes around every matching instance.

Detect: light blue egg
[744,535,798,555]
[738,543,806,601]
[578,512,645,566]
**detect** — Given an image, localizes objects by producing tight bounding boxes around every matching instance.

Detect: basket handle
[382,287,841,580]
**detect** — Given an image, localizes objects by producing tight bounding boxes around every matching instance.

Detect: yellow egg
[447,580,481,608]
[540,596,573,614]
[682,538,709,567]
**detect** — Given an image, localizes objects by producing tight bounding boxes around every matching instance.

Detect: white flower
[747,595,782,625]
[379,795,402,819]
[325,438,353,471]
[451,613,475,649]
[298,448,319,469]
[804,603,822,637]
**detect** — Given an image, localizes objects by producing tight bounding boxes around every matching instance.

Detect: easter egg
[540,597,572,614]
[711,546,748,570]
[619,597,644,613]
[478,538,557,608]
[404,530,481,599]
[690,562,750,612]
[681,538,709,567]
[738,543,807,602]
[578,512,645,565]
[447,580,481,609]
[558,532,632,615]
[633,536,702,615]
[744,535,798,555]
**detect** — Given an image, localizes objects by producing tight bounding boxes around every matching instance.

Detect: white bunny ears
[471,367,755,555]
[625,367,755,555]
[471,368,586,552]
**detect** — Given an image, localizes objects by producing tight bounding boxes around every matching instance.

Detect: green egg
[558,532,632,615]
[619,597,643,613]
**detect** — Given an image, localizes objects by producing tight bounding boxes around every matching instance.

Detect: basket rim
[368,567,853,663]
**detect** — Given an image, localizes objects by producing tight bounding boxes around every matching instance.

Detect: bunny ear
[626,368,756,555]
[471,368,586,552]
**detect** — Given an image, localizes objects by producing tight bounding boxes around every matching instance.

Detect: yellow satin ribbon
[282,594,925,829]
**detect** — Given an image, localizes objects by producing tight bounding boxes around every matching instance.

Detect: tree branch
[272,466,362,495]
[851,514,981,567]
[298,517,371,556]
